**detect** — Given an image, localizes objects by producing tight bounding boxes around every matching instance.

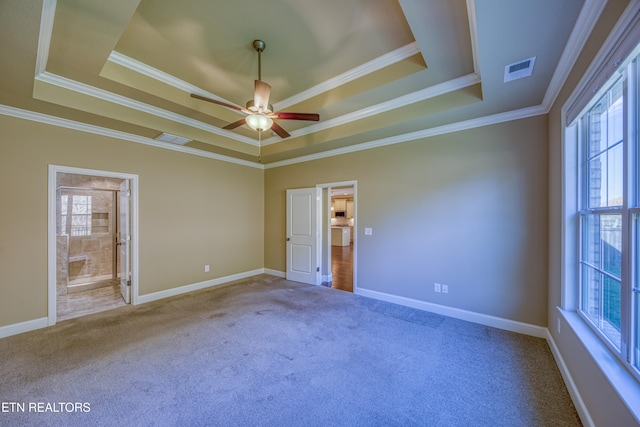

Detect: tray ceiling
[0,0,592,165]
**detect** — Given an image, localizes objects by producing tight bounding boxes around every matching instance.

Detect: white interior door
[119,180,131,303]
[286,188,321,285]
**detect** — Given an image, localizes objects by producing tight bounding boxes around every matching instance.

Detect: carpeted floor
[0,275,581,426]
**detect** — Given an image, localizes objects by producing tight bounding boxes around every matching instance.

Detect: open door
[119,180,131,303]
[286,188,322,285]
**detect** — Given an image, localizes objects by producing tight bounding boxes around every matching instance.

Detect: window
[575,51,640,378]
[59,194,92,237]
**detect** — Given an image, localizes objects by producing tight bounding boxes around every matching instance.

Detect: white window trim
[559,1,640,421]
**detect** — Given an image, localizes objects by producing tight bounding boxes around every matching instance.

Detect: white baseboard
[0,272,545,342]
[264,268,285,278]
[0,269,270,339]
[546,329,595,427]
[137,268,265,304]
[355,287,547,338]
[0,317,49,339]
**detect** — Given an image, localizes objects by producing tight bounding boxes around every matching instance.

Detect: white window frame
[576,73,630,363]
[562,16,640,391]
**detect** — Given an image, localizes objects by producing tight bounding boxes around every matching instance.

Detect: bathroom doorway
[48,166,138,324]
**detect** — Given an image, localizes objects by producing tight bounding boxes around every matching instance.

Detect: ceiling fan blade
[275,112,320,121]
[222,118,247,130]
[254,80,271,111]
[271,121,290,138]
[191,93,244,112]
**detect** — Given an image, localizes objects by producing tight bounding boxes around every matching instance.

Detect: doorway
[319,181,356,293]
[48,166,138,324]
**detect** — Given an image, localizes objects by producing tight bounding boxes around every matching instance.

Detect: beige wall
[547,1,639,426]
[266,116,549,326]
[0,114,264,327]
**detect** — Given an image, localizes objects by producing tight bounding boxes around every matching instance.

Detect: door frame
[47,165,139,326]
[316,180,357,292]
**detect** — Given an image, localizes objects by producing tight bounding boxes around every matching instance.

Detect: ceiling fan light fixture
[190,39,318,139]
[246,113,273,131]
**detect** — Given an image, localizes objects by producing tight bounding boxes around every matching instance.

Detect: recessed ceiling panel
[115,0,416,105]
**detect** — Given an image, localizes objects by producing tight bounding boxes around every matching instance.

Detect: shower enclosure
[55,174,123,296]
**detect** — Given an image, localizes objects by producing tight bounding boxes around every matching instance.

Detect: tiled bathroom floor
[57,284,126,321]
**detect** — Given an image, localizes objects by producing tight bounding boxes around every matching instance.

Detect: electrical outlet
[557,317,561,334]
[441,284,448,294]
[204,265,210,273]
[364,227,373,236]
[434,283,441,293]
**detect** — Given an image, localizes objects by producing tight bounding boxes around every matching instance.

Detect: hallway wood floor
[331,242,353,292]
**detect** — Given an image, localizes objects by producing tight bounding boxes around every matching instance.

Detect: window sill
[557,307,640,424]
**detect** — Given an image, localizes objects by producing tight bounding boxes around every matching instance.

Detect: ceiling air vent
[154,132,192,145]
[504,56,536,82]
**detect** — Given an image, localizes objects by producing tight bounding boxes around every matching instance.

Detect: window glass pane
[72,195,89,214]
[635,289,640,371]
[608,81,624,147]
[588,154,607,208]
[608,144,623,206]
[60,195,68,215]
[634,213,640,371]
[581,213,622,349]
[581,264,622,349]
[582,214,621,275]
[602,215,622,278]
[582,214,602,268]
[586,78,624,208]
[69,195,92,236]
[581,264,600,318]
[59,195,68,235]
[588,105,607,156]
[603,276,622,347]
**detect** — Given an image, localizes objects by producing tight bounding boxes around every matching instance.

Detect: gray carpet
[0,275,581,426]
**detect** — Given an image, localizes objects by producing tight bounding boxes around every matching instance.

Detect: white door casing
[48,165,138,326]
[286,188,321,285]
[119,179,131,303]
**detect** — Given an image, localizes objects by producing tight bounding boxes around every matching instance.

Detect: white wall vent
[504,56,536,82]
[154,132,192,145]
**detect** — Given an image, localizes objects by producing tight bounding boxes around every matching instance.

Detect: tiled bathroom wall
[56,173,124,294]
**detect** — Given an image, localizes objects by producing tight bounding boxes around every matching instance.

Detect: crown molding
[108,42,421,116]
[563,0,640,122]
[466,0,481,80]
[35,0,56,76]
[264,105,547,169]
[1,101,546,171]
[34,72,258,146]
[28,0,600,170]
[542,0,607,112]
[108,51,240,108]
[273,42,421,111]
[261,73,481,146]
[0,105,263,169]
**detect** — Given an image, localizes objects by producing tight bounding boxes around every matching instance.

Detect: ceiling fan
[191,40,319,138]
